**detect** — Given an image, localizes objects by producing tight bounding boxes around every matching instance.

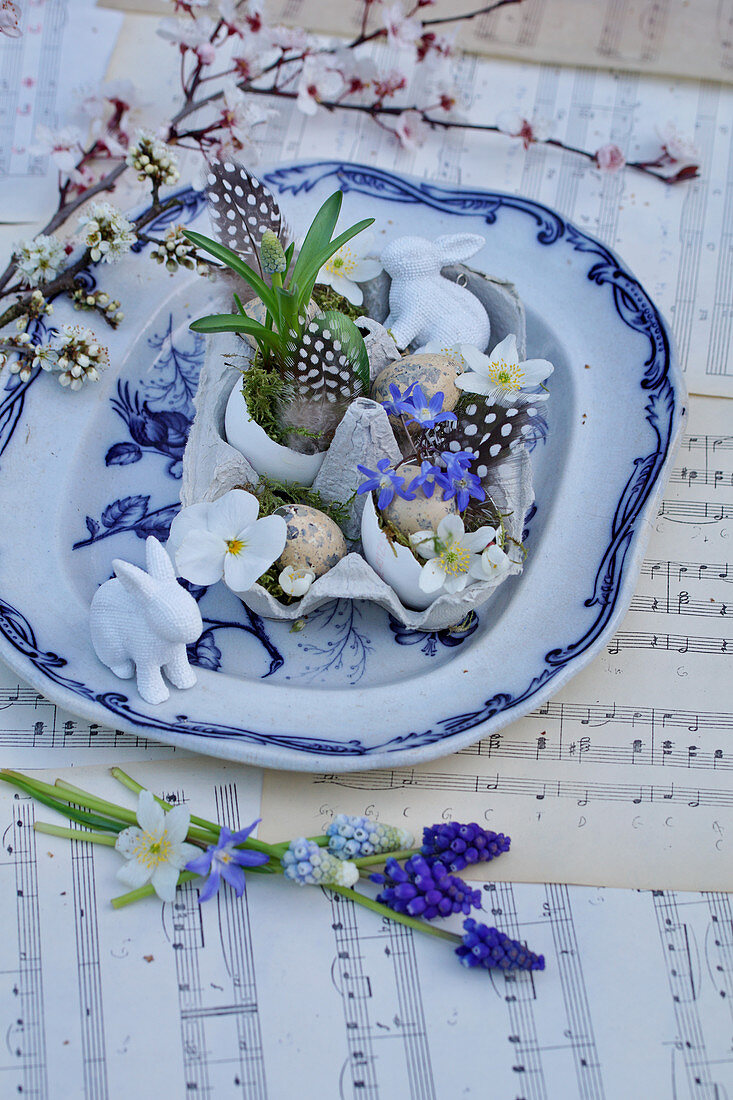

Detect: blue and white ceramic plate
[0,161,685,771]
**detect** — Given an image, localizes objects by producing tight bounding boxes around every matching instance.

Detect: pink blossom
[373,69,408,101]
[657,122,699,165]
[0,0,21,37]
[157,14,219,63]
[393,109,429,151]
[295,57,344,116]
[215,83,272,158]
[497,110,552,149]
[595,143,625,172]
[382,2,423,52]
[32,125,86,182]
[416,28,455,62]
[268,24,309,50]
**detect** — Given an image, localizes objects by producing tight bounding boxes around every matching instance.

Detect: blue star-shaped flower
[185,820,269,902]
[357,458,417,509]
[398,385,457,429]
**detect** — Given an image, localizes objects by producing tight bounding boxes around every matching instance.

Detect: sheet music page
[2,757,732,1098]
[0,0,122,223]
[98,0,733,84]
[261,394,733,893]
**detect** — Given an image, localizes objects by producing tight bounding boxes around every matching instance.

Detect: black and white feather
[204,161,290,270]
[427,396,542,480]
[278,318,367,453]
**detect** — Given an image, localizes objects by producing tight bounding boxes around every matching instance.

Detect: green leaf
[283,241,295,277]
[189,313,283,351]
[274,284,301,336]
[297,218,375,307]
[183,229,279,317]
[289,191,343,308]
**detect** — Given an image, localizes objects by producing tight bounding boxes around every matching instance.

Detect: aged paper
[1,758,732,1098]
[98,0,733,84]
[261,394,733,893]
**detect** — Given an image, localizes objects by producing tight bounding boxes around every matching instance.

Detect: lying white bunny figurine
[381,233,491,352]
[90,536,203,705]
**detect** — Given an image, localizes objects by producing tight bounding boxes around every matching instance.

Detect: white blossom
[393,109,429,150]
[53,324,109,390]
[13,235,65,287]
[115,790,199,902]
[296,56,344,116]
[316,231,382,306]
[382,2,423,53]
[279,565,316,598]
[157,14,219,63]
[657,122,699,165]
[126,131,180,186]
[32,125,85,183]
[410,514,498,595]
[78,201,137,264]
[168,489,287,592]
[454,335,553,407]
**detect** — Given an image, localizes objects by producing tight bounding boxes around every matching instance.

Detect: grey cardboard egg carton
[179,268,535,630]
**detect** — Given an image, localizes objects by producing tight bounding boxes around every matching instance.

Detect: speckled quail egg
[382,463,457,537]
[371,352,462,412]
[275,504,347,577]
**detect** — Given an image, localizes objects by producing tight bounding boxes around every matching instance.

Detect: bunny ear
[113,559,156,603]
[145,536,176,581]
[434,233,485,265]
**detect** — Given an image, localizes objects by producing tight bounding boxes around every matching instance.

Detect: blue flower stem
[353,848,420,868]
[328,884,462,944]
[34,822,118,846]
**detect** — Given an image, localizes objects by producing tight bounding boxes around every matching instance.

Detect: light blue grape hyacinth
[282,838,359,887]
[326,815,414,860]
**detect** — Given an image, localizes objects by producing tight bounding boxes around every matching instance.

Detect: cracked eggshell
[371,352,461,412]
[275,504,347,578]
[382,464,457,536]
[360,494,434,611]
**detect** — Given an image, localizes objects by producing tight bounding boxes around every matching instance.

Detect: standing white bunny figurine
[90,536,203,705]
[381,233,491,352]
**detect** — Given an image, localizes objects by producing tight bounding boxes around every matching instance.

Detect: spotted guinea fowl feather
[204,162,290,273]
[278,316,368,454]
[427,396,542,480]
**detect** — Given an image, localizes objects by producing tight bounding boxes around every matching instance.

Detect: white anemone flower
[480,540,512,582]
[115,789,199,901]
[279,565,316,597]
[454,334,553,407]
[168,489,286,592]
[316,231,382,305]
[410,514,498,595]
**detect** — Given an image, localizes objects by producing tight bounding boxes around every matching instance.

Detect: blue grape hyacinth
[326,814,413,860]
[457,918,545,972]
[282,837,359,887]
[371,854,482,920]
[421,822,511,873]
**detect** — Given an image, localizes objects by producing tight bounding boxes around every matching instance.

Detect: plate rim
[0,160,687,770]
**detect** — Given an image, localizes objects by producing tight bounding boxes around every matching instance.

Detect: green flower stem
[0,771,125,833]
[353,848,420,868]
[109,767,283,859]
[328,884,462,945]
[2,770,136,826]
[34,822,118,846]
[268,835,329,854]
[111,870,199,909]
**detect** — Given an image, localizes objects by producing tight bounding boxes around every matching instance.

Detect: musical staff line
[315,771,732,808]
[70,829,108,1100]
[607,631,731,655]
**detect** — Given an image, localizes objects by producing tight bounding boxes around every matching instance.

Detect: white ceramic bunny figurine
[90,536,203,705]
[381,234,491,352]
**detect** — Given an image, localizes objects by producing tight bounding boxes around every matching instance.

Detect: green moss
[312,283,363,322]
[255,476,351,532]
[240,359,288,443]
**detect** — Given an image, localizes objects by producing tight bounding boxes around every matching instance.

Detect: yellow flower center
[133,830,173,869]
[226,537,245,556]
[438,542,472,576]
[325,246,356,277]
[488,358,523,389]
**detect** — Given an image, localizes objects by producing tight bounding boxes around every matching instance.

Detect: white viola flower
[393,109,429,151]
[279,565,316,598]
[296,56,344,116]
[454,335,553,407]
[168,489,287,592]
[78,201,137,264]
[13,235,65,287]
[316,231,382,306]
[382,2,423,52]
[115,789,199,902]
[410,514,497,595]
